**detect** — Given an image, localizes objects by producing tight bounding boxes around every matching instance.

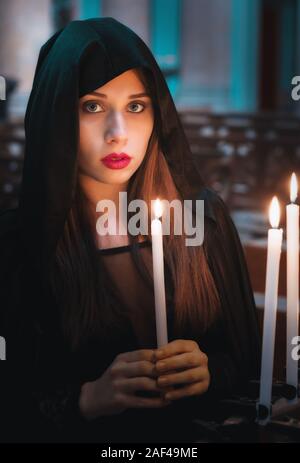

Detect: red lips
[101,152,132,170]
[102,152,131,161]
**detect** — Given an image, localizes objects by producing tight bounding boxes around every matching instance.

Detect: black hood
[19,17,210,278]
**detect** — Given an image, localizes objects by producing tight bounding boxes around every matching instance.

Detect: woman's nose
[104,113,128,145]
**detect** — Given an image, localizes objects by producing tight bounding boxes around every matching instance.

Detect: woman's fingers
[111,350,158,379]
[163,380,210,401]
[154,340,199,360]
[155,351,207,374]
[111,359,158,379]
[157,366,206,387]
[116,376,161,393]
[116,349,155,364]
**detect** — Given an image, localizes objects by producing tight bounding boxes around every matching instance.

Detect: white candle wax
[259,197,283,423]
[286,173,299,395]
[151,199,168,348]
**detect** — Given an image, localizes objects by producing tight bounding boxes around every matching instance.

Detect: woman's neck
[79,174,132,248]
[79,174,128,208]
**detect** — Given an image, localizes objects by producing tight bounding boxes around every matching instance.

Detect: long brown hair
[50,67,220,351]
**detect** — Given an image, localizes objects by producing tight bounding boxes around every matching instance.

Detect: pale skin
[78,67,153,248]
[77,68,210,419]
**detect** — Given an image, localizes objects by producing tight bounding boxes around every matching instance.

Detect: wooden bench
[179,110,300,212]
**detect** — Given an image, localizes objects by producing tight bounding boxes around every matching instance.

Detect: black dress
[0,188,261,443]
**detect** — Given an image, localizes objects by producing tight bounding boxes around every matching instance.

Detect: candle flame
[269,196,280,228]
[290,172,298,203]
[154,198,163,219]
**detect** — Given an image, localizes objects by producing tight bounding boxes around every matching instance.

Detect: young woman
[0,17,261,443]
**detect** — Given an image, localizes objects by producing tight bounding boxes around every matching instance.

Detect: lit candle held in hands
[151,199,168,348]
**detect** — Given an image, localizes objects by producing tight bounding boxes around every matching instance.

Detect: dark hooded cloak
[0,18,261,443]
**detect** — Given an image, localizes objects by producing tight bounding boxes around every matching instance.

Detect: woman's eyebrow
[88,91,150,99]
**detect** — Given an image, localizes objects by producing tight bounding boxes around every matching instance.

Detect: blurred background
[0,0,300,377]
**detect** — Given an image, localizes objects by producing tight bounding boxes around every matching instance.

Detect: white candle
[151,199,168,348]
[286,173,299,396]
[259,197,283,423]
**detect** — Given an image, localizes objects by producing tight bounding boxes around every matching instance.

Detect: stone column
[102,0,150,45]
[0,0,52,118]
[177,0,231,110]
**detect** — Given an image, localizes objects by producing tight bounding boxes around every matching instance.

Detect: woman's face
[78,68,154,186]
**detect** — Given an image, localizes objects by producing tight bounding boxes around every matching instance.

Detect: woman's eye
[82,101,146,113]
[128,102,145,113]
[84,102,103,113]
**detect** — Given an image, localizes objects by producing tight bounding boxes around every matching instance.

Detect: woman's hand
[79,349,171,420]
[154,339,210,401]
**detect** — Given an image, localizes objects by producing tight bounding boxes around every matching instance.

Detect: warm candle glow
[269,196,280,228]
[290,173,298,203]
[154,198,163,219]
